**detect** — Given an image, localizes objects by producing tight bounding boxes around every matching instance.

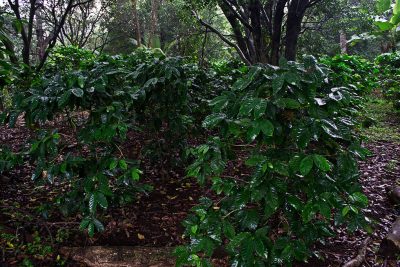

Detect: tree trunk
[249,0,267,63]
[285,0,308,61]
[35,0,46,62]
[219,3,251,63]
[149,0,160,48]
[130,0,141,47]
[270,0,287,65]
[340,30,348,54]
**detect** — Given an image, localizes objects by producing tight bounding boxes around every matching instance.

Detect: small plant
[0,146,22,175]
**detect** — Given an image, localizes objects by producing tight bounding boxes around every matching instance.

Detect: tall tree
[58,0,109,51]
[192,0,324,65]
[148,0,160,48]
[6,0,94,69]
[130,0,141,46]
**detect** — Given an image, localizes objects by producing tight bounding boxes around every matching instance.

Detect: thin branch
[192,10,251,66]
[221,0,253,30]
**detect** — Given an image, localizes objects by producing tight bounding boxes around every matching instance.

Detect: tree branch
[192,11,251,65]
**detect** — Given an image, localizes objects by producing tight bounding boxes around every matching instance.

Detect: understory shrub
[1,46,373,265]
[375,52,400,110]
[175,56,370,266]
[1,47,224,235]
[320,54,378,94]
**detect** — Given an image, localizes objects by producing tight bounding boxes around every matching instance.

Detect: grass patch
[361,98,400,143]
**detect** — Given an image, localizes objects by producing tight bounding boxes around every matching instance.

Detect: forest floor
[0,98,399,267]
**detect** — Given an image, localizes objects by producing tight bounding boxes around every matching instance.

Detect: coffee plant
[375,52,400,110]
[175,56,370,266]
[1,46,226,236]
[321,54,378,94]
[0,14,18,111]
[0,146,22,175]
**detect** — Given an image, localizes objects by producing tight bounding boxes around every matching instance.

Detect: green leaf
[202,113,226,128]
[96,192,108,209]
[239,98,257,116]
[318,202,331,219]
[321,120,342,139]
[300,155,314,176]
[287,195,303,211]
[264,189,279,217]
[374,20,394,31]
[254,237,265,257]
[351,192,368,206]
[390,13,400,25]
[80,217,91,230]
[58,91,71,107]
[119,160,128,170]
[12,19,23,33]
[276,98,301,109]
[377,0,391,14]
[284,71,300,86]
[209,95,229,111]
[223,222,236,239]
[394,0,400,15]
[233,67,260,91]
[77,76,85,88]
[241,238,255,263]
[190,225,198,234]
[302,203,315,223]
[143,78,158,88]
[71,88,84,98]
[253,99,267,119]
[109,159,118,170]
[88,222,95,237]
[256,120,274,137]
[342,206,350,217]
[89,193,97,213]
[313,155,331,172]
[272,75,285,94]
[131,168,142,181]
[93,218,105,232]
[241,209,259,230]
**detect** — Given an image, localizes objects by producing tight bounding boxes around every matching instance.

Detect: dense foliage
[0,46,227,236]
[2,0,400,266]
[1,44,387,266]
[321,54,378,93]
[375,52,400,110]
[175,57,370,266]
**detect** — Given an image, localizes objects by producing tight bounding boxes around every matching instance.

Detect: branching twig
[192,10,251,66]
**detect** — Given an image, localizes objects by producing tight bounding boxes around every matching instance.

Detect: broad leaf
[71,88,84,98]
[313,155,331,172]
[300,155,314,176]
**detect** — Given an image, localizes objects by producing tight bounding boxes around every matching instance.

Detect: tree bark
[219,3,251,62]
[216,0,320,65]
[130,0,141,47]
[285,0,308,61]
[249,0,267,63]
[35,0,46,62]
[149,0,160,48]
[340,30,348,54]
[270,0,287,65]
